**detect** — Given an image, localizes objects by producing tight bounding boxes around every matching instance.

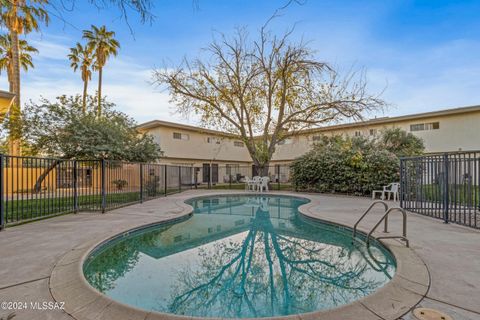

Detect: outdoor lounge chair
[372,183,400,201]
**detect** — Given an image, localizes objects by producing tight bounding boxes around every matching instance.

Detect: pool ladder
[352,200,409,247]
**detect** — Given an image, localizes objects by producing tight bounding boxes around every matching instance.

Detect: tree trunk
[97,66,103,117]
[8,69,13,92]
[258,163,269,177]
[82,78,88,114]
[8,30,21,156]
[34,160,61,193]
[252,159,270,177]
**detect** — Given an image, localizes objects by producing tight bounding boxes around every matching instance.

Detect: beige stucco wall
[0,95,14,123]
[143,126,252,165]
[271,111,480,161]
[142,110,480,165]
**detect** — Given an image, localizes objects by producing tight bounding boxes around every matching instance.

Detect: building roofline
[137,119,239,137]
[138,104,480,136]
[0,90,15,100]
[303,104,480,134]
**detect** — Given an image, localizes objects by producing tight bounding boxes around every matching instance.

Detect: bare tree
[154,28,384,173]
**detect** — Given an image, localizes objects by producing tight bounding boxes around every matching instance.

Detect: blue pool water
[83,195,396,318]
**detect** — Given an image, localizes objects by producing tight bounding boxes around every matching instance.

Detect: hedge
[291,135,400,195]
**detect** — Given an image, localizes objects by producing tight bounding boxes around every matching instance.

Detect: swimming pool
[83,195,396,318]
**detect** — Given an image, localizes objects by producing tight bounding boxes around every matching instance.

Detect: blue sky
[2,0,480,124]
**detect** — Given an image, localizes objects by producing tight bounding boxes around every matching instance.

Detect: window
[410,123,424,132]
[354,131,362,137]
[369,129,377,136]
[312,135,322,141]
[207,137,221,144]
[173,132,189,140]
[410,122,439,132]
[226,164,240,175]
[425,122,440,130]
[233,141,244,147]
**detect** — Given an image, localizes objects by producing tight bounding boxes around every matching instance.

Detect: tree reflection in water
[166,197,394,318]
[84,223,173,293]
[83,196,395,318]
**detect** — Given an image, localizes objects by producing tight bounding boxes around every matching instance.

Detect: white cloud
[29,39,71,61]
[16,45,193,124]
[6,30,480,127]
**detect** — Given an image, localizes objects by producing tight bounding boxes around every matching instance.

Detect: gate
[400,151,480,229]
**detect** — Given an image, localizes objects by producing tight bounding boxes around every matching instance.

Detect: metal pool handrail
[366,207,409,247]
[352,200,389,240]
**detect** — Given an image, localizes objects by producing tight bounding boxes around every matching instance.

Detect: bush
[291,135,400,195]
[381,128,425,157]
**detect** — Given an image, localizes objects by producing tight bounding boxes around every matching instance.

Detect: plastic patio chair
[372,183,400,201]
[245,176,260,191]
[258,176,270,192]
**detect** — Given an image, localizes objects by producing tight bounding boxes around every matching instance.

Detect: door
[252,165,259,177]
[211,164,218,184]
[202,164,210,183]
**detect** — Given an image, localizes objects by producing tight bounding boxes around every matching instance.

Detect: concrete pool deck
[0,190,479,320]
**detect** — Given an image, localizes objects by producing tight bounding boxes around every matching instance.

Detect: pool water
[84,195,396,318]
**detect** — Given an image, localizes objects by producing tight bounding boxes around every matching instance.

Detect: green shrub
[291,135,400,195]
[381,128,425,157]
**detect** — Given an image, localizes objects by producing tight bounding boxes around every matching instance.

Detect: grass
[3,184,294,225]
[3,189,180,224]
[413,184,480,207]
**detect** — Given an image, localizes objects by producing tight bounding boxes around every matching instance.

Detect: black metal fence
[400,151,480,229]
[0,155,196,228]
[0,155,293,228]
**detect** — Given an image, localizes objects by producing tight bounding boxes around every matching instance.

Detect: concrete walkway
[0,190,479,320]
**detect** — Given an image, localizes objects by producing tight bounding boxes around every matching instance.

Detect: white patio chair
[245,176,259,191]
[258,176,270,192]
[372,183,400,201]
[244,176,253,191]
[252,176,261,191]
[384,183,400,201]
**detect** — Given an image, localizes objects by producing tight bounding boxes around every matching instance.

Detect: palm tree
[68,43,94,114]
[83,25,120,117]
[0,0,48,155]
[0,34,38,92]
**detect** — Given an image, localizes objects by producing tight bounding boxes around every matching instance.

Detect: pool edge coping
[49,191,430,320]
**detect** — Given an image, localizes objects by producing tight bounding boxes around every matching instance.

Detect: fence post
[276,165,280,190]
[194,168,198,189]
[0,154,4,230]
[178,166,181,192]
[73,160,78,213]
[101,159,106,213]
[140,163,144,203]
[164,165,168,196]
[208,165,211,189]
[443,153,449,224]
[399,159,404,209]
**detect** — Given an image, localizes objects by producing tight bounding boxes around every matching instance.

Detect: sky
[2,0,480,125]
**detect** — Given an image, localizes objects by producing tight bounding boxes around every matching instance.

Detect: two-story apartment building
[0,90,15,123]
[138,105,480,169]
